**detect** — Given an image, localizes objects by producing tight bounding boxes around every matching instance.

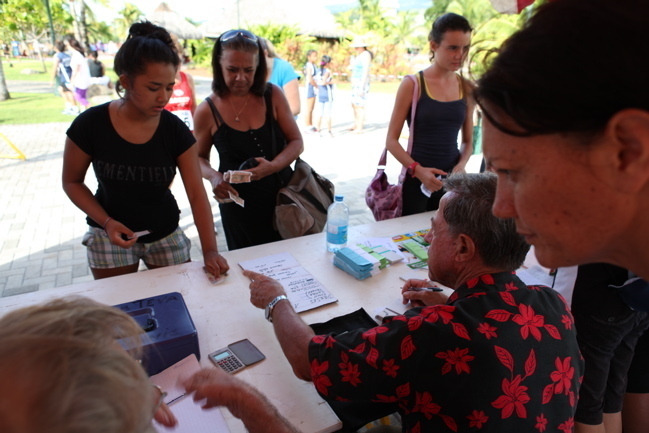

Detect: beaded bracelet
[102,217,113,230]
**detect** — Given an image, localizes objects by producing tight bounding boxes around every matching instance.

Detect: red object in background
[490,0,536,14]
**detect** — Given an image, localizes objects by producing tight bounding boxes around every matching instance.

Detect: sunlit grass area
[0,92,79,125]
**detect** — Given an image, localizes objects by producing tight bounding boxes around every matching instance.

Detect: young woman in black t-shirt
[62,21,229,280]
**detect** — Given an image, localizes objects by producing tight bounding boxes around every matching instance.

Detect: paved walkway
[0,77,482,298]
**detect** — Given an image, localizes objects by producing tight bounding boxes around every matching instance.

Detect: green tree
[112,3,142,41]
[67,0,111,49]
[424,0,452,22]
[333,0,430,77]
[248,23,313,69]
[0,0,70,44]
[86,21,114,46]
[68,0,88,47]
[0,58,10,101]
[0,0,11,101]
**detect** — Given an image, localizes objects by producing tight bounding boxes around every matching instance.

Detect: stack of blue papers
[333,247,376,280]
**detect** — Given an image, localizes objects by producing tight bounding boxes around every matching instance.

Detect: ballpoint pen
[409,287,444,292]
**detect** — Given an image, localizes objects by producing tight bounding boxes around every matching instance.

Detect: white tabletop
[0,212,434,433]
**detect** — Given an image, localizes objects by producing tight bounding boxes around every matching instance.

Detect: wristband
[265,295,288,323]
[407,161,420,176]
[102,217,113,230]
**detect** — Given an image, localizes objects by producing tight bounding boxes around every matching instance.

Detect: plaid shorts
[82,226,191,269]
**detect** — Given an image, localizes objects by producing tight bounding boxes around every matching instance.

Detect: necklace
[229,95,251,122]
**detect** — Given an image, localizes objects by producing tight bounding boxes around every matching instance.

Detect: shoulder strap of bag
[406,73,419,154]
[264,85,281,159]
[204,97,223,127]
[377,74,419,173]
[265,85,293,188]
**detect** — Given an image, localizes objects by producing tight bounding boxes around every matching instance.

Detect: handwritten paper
[239,252,337,313]
[150,354,230,433]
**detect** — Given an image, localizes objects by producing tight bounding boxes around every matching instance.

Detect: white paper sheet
[150,354,230,433]
[239,252,337,313]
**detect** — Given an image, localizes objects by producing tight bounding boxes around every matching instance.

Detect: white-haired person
[0,296,299,433]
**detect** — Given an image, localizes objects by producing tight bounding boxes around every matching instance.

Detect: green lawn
[0,92,80,125]
[3,57,116,82]
[2,58,52,81]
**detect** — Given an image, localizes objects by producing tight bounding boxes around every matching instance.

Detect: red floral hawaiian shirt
[308,272,583,432]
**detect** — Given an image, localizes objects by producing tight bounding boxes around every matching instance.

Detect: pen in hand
[409,287,444,292]
[402,285,447,307]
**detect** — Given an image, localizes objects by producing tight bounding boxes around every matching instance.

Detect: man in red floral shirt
[246,173,583,432]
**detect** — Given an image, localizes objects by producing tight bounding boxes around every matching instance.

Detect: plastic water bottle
[326,195,349,252]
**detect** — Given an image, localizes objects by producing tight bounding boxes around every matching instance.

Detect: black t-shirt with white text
[67,103,195,242]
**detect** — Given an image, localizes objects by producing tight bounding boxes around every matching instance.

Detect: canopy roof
[147,2,204,39]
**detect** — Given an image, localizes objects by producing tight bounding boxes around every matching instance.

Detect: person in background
[64,36,91,112]
[386,13,474,214]
[87,50,112,87]
[50,40,78,115]
[624,329,649,433]
[194,29,302,251]
[313,55,333,137]
[349,37,372,133]
[303,49,318,132]
[247,172,582,432]
[164,34,197,132]
[0,296,300,433]
[569,265,649,433]
[259,37,300,117]
[62,21,228,280]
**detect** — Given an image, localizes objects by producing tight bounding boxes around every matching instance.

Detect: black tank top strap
[417,70,425,101]
[204,96,224,127]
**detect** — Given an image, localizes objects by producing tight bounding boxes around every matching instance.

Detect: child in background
[314,55,333,137]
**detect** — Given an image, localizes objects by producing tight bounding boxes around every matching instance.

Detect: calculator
[208,339,265,374]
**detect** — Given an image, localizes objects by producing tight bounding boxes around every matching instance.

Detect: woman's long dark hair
[64,36,85,56]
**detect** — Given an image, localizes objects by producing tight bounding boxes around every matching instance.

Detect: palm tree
[86,21,115,46]
[0,58,10,101]
[391,10,424,47]
[68,0,89,48]
[113,3,143,41]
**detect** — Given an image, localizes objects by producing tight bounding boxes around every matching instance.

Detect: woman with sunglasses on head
[194,30,303,251]
[62,21,229,280]
[385,13,475,214]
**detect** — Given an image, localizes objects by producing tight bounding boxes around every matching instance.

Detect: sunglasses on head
[219,30,258,43]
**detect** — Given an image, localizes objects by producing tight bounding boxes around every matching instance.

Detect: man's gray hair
[443,172,530,271]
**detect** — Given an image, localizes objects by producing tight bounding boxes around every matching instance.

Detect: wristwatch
[407,161,420,175]
[265,295,288,323]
